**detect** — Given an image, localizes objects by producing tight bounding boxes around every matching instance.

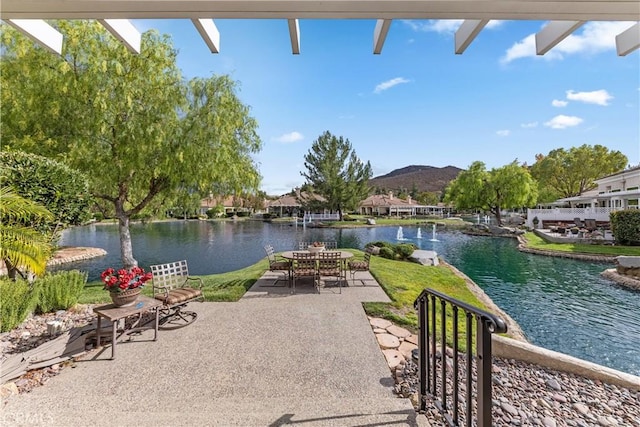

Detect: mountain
[369,165,463,194]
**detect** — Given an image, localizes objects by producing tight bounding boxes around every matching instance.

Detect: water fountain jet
[396,226,407,241]
[429,224,439,242]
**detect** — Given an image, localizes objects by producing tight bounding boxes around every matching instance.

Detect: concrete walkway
[2,272,422,426]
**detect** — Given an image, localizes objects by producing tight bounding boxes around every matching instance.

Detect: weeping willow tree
[1,21,262,268]
[445,161,538,225]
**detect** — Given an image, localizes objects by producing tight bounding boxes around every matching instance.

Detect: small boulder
[382,349,404,369]
[409,250,439,266]
[376,333,400,349]
[369,318,392,329]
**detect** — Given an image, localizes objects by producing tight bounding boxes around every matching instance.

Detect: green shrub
[368,241,416,260]
[610,210,640,246]
[379,247,395,259]
[35,270,87,313]
[370,241,394,249]
[0,278,38,332]
[396,243,417,259]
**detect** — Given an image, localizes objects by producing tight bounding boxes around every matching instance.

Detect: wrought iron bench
[150,260,204,329]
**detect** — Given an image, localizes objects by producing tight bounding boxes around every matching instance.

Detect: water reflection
[58,221,640,375]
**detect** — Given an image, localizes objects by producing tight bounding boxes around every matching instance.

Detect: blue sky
[133,19,639,195]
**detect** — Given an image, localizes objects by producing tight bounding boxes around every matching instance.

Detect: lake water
[58,220,640,375]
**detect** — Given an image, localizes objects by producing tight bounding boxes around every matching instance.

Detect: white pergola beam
[288,19,300,54]
[5,19,63,55]
[98,19,141,53]
[1,1,638,21]
[192,18,220,53]
[373,19,391,54]
[615,22,640,56]
[455,19,489,54]
[535,21,584,55]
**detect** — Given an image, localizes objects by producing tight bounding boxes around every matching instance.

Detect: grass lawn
[78,260,269,305]
[523,232,640,256]
[364,252,488,350]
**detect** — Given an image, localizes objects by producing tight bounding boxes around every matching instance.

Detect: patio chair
[317,251,343,293]
[348,248,372,286]
[584,218,598,232]
[150,260,204,329]
[291,252,317,294]
[574,217,585,228]
[298,241,338,250]
[263,244,291,287]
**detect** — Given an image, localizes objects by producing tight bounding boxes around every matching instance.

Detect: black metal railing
[414,288,507,427]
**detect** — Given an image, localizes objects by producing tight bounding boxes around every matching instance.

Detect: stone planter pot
[110,288,142,307]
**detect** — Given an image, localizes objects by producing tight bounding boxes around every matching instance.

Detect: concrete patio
[2,272,424,426]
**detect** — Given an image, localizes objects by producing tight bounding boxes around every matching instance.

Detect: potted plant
[101,266,153,307]
[307,241,325,253]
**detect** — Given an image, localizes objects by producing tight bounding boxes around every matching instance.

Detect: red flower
[101,266,153,293]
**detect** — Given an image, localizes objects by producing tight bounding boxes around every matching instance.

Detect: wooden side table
[94,295,162,360]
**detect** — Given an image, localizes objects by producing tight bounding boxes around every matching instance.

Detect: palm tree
[0,187,53,279]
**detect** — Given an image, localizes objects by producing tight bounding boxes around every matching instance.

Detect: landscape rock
[376,333,400,349]
[369,317,392,329]
[382,349,404,369]
[376,318,640,427]
[405,334,418,345]
[409,250,439,266]
[398,341,418,360]
[386,325,411,339]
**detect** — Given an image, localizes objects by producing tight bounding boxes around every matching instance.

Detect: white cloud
[272,131,304,143]
[402,19,503,35]
[521,122,539,128]
[566,89,613,106]
[496,130,511,137]
[485,21,504,30]
[374,77,410,94]
[500,21,635,64]
[552,99,568,107]
[500,34,563,64]
[544,115,584,129]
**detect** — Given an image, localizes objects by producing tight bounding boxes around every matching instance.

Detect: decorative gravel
[395,352,640,426]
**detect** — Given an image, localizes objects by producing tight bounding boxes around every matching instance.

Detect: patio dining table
[280,250,354,292]
[279,250,354,261]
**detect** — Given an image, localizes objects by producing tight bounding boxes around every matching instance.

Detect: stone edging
[601,269,640,291]
[46,247,107,267]
[517,235,616,263]
[492,334,640,392]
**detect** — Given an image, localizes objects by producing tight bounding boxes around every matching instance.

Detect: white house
[359,192,449,217]
[527,166,640,228]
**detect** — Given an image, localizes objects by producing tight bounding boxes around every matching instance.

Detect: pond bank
[47,246,107,266]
